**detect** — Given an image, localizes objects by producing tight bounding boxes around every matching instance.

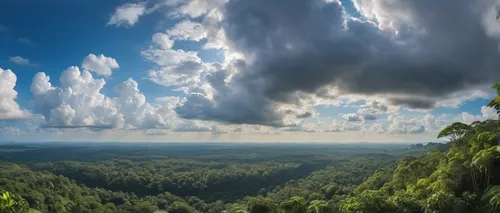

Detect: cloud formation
[461,106,498,123]
[82,54,119,76]
[169,0,500,127]
[0,68,30,120]
[9,56,34,66]
[4,0,500,140]
[30,56,171,130]
[107,3,148,27]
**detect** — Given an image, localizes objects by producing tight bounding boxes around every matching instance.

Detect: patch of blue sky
[431,98,492,117]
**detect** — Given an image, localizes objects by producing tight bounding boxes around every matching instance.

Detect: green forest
[0,81,499,213]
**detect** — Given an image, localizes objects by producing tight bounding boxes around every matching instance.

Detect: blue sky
[0,0,498,142]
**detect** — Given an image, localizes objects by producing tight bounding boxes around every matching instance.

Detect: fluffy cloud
[0,68,30,120]
[383,112,453,135]
[82,54,119,76]
[9,56,33,66]
[481,106,498,119]
[152,33,175,50]
[143,48,207,87]
[386,113,446,134]
[461,106,498,123]
[107,3,147,27]
[171,0,500,127]
[167,20,207,41]
[387,115,424,134]
[31,67,123,128]
[142,49,201,66]
[114,78,169,129]
[143,14,231,90]
[169,0,228,18]
[367,122,385,134]
[30,60,171,130]
[151,19,208,50]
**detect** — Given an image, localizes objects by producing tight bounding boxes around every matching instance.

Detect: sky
[0,0,499,143]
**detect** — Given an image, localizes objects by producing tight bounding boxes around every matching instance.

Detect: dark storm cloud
[388,97,436,109]
[225,0,500,98]
[178,0,500,126]
[176,66,286,126]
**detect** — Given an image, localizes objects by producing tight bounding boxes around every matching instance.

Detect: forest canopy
[0,82,498,213]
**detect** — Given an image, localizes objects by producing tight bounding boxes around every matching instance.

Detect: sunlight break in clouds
[0,0,499,142]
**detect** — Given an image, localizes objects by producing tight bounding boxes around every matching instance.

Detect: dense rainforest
[0,82,499,213]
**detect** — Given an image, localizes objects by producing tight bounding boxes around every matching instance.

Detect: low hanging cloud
[0,68,30,120]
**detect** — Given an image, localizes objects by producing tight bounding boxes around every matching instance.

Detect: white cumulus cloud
[31,67,123,128]
[30,61,173,130]
[167,20,207,41]
[460,106,498,124]
[0,68,30,120]
[152,33,175,50]
[82,54,119,76]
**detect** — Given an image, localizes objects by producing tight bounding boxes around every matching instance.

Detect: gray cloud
[176,68,286,126]
[177,0,500,126]
[228,0,499,98]
[362,114,377,121]
[347,116,362,122]
[342,113,376,122]
[296,112,312,119]
[388,97,436,109]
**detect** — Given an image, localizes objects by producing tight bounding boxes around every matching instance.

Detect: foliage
[0,80,498,212]
[0,191,30,213]
[280,196,307,213]
[488,82,500,117]
[167,201,195,213]
[338,81,500,213]
[0,143,417,213]
[247,196,280,213]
